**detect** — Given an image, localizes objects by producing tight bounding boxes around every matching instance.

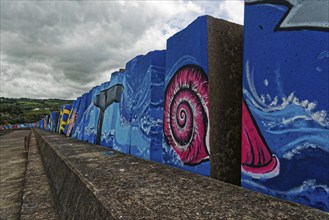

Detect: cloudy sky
[1,0,244,100]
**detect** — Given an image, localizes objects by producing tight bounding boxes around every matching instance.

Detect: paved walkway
[20,132,59,220]
[0,130,29,219]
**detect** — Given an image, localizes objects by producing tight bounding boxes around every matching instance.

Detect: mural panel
[101,71,124,148]
[72,93,89,140]
[114,51,165,162]
[58,104,72,135]
[95,83,124,145]
[164,65,209,165]
[163,16,210,176]
[49,112,59,132]
[243,0,329,211]
[66,97,81,137]
[83,86,101,143]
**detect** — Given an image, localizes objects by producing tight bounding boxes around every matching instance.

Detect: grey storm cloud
[0,0,243,99]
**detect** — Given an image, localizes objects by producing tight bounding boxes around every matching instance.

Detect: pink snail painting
[164,65,210,165]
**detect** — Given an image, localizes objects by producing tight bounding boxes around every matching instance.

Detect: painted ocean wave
[242,178,329,211]
[101,129,115,145]
[243,60,329,211]
[281,142,329,160]
[244,89,329,129]
[244,61,329,128]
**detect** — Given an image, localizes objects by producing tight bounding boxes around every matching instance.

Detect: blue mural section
[163,16,210,176]
[242,1,329,211]
[49,112,59,132]
[25,14,329,212]
[72,93,89,140]
[83,85,101,143]
[73,89,96,142]
[1,123,35,130]
[114,51,166,162]
[101,71,124,148]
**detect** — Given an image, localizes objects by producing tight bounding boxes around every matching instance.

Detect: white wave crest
[283,143,329,160]
[244,61,329,128]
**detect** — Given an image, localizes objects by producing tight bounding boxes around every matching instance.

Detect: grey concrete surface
[21,132,59,220]
[0,130,12,137]
[208,16,243,186]
[0,130,29,219]
[34,128,328,219]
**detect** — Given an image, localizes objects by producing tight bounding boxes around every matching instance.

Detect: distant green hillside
[0,97,72,125]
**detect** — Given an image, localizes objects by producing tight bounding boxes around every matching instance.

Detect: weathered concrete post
[208,17,244,185]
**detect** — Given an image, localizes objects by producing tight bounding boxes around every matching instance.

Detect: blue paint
[166,16,208,80]
[49,112,59,132]
[243,3,329,211]
[163,16,210,176]
[73,87,100,141]
[83,85,101,143]
[101,71,124,148]
[114,51,166,162]
[72,93,89,140]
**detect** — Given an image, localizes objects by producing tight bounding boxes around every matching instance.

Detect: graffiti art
[164,65,209,165]
[242,98,279,178]
[58,104,72,134]
[243,0,329,211]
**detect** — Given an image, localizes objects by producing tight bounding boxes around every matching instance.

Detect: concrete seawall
[33,128,328,219]
[21,131,59,219]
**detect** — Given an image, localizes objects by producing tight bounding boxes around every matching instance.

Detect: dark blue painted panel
[50,112,59,132]
[83,85,102,143]
[163,16,210,176]
[114,51,166,162]
[242,1,329,211]
[101,71,124,148]
[72,93,89,140]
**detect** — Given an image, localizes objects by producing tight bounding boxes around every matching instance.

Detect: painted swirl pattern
[164,65,209,165]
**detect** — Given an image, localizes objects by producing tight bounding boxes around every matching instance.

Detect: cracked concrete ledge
[33,128,328,219]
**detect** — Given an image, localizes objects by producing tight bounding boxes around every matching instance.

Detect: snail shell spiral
[164,65,209,165]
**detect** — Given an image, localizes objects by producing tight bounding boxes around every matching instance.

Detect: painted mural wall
[163,16,210,176]
[0,123,35,130]
[243,0,329,211]
[31,13,328,212]
[66,97,81,137]
[100,71,124,148]
[113,51,166,162]
[83,85,102,143]
[57,104,72,135]
[49,112,59,132]
[94,81,124,145]
[72,92,89,140]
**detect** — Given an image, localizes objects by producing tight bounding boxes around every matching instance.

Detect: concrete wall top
[33,128,328,219]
